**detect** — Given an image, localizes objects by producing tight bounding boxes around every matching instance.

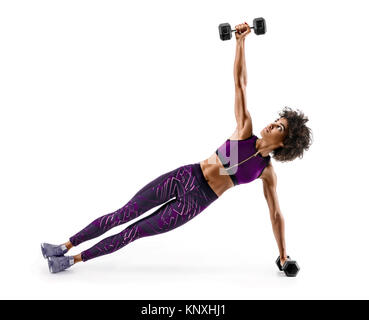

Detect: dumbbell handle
[231,27,254,32]
[276,255,290,271]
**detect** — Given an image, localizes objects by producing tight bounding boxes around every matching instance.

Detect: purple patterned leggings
[69,163,218,262]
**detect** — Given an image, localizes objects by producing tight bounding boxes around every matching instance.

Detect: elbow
[271,212,284,226]
[234,79,247,88]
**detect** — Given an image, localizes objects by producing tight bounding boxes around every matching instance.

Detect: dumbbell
[275,256,300,277]
[218,17,266,41]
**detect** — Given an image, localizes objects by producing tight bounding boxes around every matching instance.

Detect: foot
[41,243,68,259]
[47,256,74,273]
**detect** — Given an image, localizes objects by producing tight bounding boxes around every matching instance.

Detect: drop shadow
[86,262,248,275]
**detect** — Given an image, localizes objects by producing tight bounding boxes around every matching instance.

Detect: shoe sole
[48,258,54,273]
[41,243,47,259]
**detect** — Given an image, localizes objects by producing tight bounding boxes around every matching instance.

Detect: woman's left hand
[235,22,251,41]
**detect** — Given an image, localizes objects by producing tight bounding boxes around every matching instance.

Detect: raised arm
[234,28,248,87]
[233,23,252,135]
[260,165,288,265]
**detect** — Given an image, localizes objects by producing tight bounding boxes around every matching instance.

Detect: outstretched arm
[234,41,247,87]
[234,23,252,131]
[261,167,288,265]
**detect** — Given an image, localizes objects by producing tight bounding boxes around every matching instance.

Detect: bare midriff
[199,152,235,198]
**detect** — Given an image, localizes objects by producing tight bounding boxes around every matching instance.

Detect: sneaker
[41,243,68,258]
[48,256,74,273]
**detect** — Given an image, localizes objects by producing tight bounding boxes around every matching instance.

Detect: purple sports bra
[215,134,271,186]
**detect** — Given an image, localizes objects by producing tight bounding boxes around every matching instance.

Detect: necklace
[224,151,260,172]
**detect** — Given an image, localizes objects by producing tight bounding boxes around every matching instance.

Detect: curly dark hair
[272,107,313,162]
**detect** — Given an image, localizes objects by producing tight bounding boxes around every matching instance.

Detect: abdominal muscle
[199,152,235,198]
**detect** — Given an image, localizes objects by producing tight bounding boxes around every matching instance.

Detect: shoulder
[229,125,253,140]
[258,161,277,185]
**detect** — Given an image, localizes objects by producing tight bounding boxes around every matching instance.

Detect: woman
[42,22,312,273]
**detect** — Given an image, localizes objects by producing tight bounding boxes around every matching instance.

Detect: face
[261,117,288,147]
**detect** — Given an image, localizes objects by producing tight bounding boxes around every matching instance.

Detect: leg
[68,164,195,247]
[78,178,218,262]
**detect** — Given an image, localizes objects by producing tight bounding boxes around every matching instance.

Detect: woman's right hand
[235,22,251,41]
[280,256,290,268]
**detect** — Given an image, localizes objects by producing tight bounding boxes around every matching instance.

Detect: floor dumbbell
[276,256,300,277]
[218,17,266,41]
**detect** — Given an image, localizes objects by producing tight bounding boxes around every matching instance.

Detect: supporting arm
[262,170,288,262]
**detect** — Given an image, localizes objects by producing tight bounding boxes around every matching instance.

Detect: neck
[255,138,273,157]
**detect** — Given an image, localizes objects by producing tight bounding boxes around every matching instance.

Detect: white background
[1,0,368,300]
